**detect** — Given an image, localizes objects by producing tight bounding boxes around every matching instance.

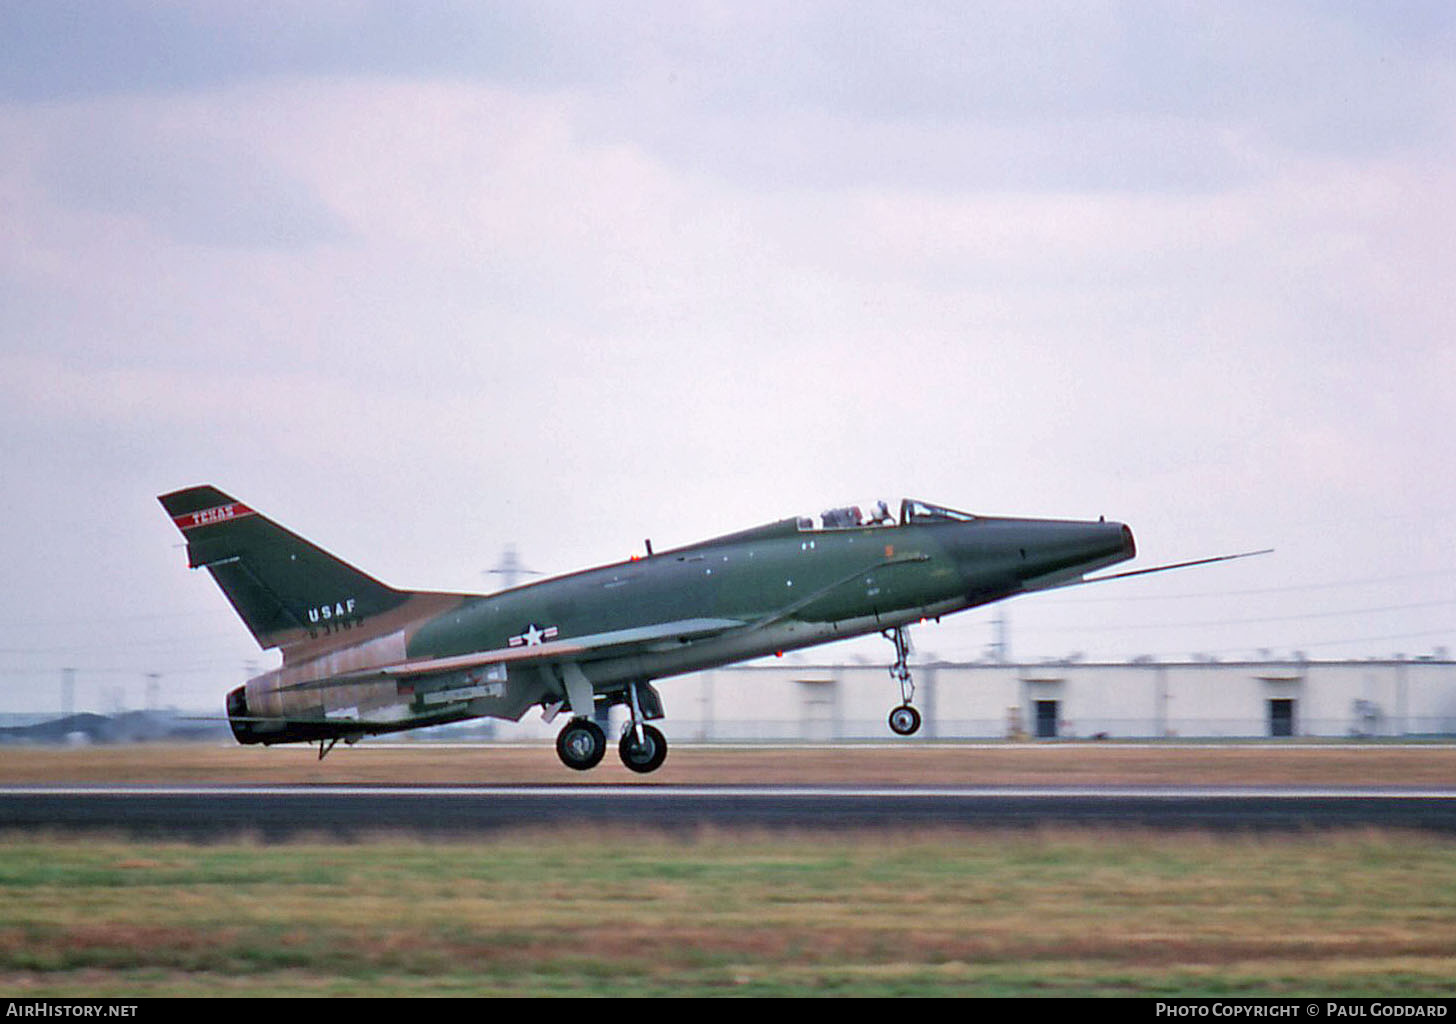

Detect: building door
[1268,698,1295,737]
[1035,699,1059,739]
[797,679,837,741]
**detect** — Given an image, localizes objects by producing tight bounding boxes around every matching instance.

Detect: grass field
[3,739,1455,786]
[1,829,1454,997]
[3,743,1454,997]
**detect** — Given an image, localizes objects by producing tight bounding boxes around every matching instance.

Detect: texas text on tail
[159,486,1266,771]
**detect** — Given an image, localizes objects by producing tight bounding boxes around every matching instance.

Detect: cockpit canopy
[899,499,977,524]
[812,499,977,530]
[669,499,983,557]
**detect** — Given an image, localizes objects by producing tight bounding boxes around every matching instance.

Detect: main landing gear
[553,680,668,773]
[884,626,922,736]
[555,717,606,771]
[618,679,668,773]
[619,722,667,774]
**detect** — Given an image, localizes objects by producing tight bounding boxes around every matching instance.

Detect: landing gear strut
[883,626,921,736]
[618,680,668,773]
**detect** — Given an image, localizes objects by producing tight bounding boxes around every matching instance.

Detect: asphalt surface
[4,785,1456,839]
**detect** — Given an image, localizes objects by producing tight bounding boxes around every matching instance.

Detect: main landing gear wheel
[888,704,922,736]
[619,723,668,774]
[556,718,606,771]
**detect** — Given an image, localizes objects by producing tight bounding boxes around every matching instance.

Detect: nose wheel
[883,626,921,736]
[888,704,921,736]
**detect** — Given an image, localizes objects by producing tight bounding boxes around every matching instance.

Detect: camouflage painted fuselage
[160,489,1133,745]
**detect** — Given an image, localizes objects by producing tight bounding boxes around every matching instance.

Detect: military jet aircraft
[159,486,1263,771]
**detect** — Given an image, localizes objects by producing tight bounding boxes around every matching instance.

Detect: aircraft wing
[277,616,746,694]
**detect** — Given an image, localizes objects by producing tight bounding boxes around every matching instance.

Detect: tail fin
[159,485,409,653]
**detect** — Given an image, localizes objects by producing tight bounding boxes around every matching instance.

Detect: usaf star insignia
[508,623,559,647]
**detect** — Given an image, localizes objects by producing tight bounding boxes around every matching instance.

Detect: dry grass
[5,741,1452,994]
[1,740,1454,786]
[0,829,1453,996]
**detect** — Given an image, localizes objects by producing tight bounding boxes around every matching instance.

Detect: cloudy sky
[2,1,1453,716]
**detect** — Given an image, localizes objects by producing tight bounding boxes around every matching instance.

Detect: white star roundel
[508,623,559,647]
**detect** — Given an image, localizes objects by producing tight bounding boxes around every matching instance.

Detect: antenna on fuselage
[485,544,544,591]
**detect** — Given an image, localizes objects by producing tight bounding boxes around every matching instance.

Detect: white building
[642,658,1456,741]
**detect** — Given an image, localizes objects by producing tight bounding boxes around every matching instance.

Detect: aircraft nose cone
[1009,517,1138,588]
[937,514,1139,603]
[1061,519,1135,572]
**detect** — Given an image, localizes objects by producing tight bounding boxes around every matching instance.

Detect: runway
[4,784,1456,839]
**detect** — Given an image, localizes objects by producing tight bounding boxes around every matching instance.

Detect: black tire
[888,704,921,736]
[556,718,607,770]
[618,723,668,774]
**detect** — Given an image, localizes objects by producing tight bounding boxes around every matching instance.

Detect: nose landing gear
[883,626,921,736]
[888,703,921,736]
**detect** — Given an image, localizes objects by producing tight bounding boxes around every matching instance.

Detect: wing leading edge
[276,616,747,694]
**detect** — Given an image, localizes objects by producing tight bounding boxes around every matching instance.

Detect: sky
[1,1,1453,716]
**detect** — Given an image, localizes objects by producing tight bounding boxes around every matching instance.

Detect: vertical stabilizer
[159,486,409,653]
